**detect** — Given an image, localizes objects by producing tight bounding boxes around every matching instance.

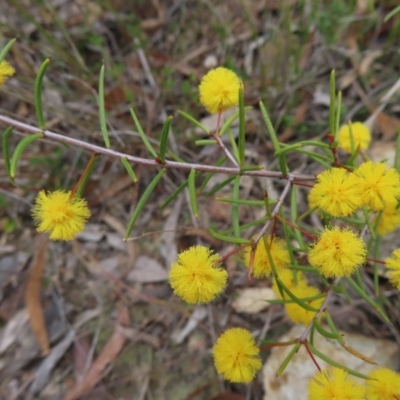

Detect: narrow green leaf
[216,197,276,206]
[290,186,305,248]
[232,175,241,238]
[177,110,209,134]
[278,154,288,176]
[275,141,330,156]
[98,65,110,148]
[329,70,336,137]
[275,277,320,312]
[259,100,280,151]
[314,319,342,340]
[335,91,342,135]
[76,155,98,197]
[10,132,44,181]
[121,157,138,183]
[2,126,13,179]
[238,85,246,166]
[199,157,226,193]
[34,58,51,129]
[384,5,400,21]
[227,128,240,162]
[219,106,252,136]
[130,108,158,159]
[161,180,189,210]
[325,312,345,345]
[221,215,269,235]
[125,169,166,238]
[0,38,16,64]
[195,139,217,146]
[346,277,389,322]
[188,169,198,218]
[205,175,236,197]
[267,292,326,305]
[159,115,173,163]
[309,324,316,346]
[209,228,250,244]
[276,343,301,377]
[240,165,263,172]
[307,343,371,380]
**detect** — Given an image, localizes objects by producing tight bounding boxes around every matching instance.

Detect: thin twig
[254,178,293,243]
[0,114,316,181]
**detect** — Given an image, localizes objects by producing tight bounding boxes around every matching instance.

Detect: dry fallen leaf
[61,302,130,400]
[25,234,49,356]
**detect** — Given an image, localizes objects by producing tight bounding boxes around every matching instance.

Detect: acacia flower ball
[212,327,262,383]
[385,249,400,291]
[32,190,91,241]
[365,367,400,400]
[308,368,365,400]
[309,168,363,217]
[374,203,400,236]
[199,67,242,114]
[243,235,290,278]
[308,227,367,278]
[337,121,371,153]
[272,269,307,297]
[355,161,400,211]
[284,284,324,326]
[0,60,15,89]
[168,245,227,304]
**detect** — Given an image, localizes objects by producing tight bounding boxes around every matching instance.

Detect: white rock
[232,288,276,314]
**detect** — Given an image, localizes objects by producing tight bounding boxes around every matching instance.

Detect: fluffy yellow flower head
[32,190,91,241]
[212,327,262,383]
[284,283,324,326]
[365,367,400,400]
[0,60,15,89]
[355,161,400,211]
[243,235,290,278]
[374,202,400,236]
[337,121,371,153]
[272,268,307,297]
[308,368,365,400]
[385,248,400,291]
[169,245,227,304]
[309,168,363,217]
[199,67,242,114]
[272,269,323,325]
[308,227,367,278]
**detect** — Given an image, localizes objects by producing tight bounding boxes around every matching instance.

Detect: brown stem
[0,115,316,181]
[70,152,97,199]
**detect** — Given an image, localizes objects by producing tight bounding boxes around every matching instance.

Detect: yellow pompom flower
[355,161,400,211]
[309,168,363,217]
[273,270,323,325]
[243,236,290,278]
[169,245,227,304]
[212,327,262,383]
[272,268,307,296]
[337,121,371,153]
[32,190,91,241]
[284,283,324,326]
[199,67,242,114]
[0,60,15,89]
[308,227,367,278]
[374,203,400,236]
[308,368,365,400]
[385,248,400,291]
[365,367,400,400]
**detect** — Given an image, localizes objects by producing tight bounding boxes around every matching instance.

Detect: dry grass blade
[25,233,49,356]
[61,301,130,400]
